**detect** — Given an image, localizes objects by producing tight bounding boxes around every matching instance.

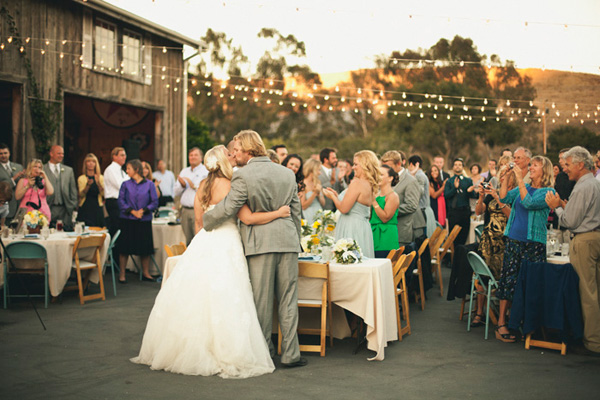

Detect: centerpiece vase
[28,226,41,234]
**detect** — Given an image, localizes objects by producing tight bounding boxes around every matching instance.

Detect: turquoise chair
[3,241,49,309]
[474,224,484,242]
[466,251,499,340]
[156,209,173,218]
[105,229,121,296]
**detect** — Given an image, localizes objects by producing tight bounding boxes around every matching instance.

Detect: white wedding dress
[131,206,275,378]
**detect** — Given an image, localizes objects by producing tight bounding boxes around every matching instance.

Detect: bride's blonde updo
[200,145,233,210]
[354,150,382,195]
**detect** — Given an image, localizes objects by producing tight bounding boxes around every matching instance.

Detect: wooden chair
[431,225,462,297]
[164,242,187,258]
[393,251,416,341]
[88,226,106,232]
[412,238,430,311]
[65,234,107,305]
[429,227,446,259]
[278,261,332,356]
[385,246,405,265]
[3,241,49,309]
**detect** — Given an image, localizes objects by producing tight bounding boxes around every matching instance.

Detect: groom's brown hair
[234,130,267,157]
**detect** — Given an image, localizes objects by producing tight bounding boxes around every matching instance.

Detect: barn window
[122,31,142,78]
[94,20,117,71]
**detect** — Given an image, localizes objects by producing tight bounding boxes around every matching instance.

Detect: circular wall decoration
[131,132,152,150]
[91,99,150,129]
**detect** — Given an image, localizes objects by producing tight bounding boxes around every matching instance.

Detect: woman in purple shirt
[117,159,159,283]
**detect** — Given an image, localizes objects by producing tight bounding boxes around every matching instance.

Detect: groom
[203,130,306,368]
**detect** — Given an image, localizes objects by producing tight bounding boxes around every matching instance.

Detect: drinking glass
[56,220,64,232]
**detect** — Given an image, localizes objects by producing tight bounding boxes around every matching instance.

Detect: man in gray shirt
[546,146,600,357]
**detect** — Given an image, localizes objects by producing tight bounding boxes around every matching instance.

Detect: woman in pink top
[15,159,54,220]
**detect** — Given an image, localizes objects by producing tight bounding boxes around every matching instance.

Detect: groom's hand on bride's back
[277,205,291,218]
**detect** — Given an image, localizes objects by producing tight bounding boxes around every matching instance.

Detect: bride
[131,145,289,379]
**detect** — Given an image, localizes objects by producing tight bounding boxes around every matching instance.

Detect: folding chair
[474,224,484,243]
[466,252,499,340]
[431,225,461,297]
[278,261,332,356]
[385,246,405,265]
[413,238,430,311]
[105,230,120,296]
[65,234,107,305]
[3,241,49,309]
[131,253,161,280]
[393,251,416,341]
[164,242,187,258]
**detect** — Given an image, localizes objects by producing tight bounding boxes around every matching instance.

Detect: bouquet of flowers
[301,234,320,254]
[24,210,49,229]
[333,238,363,264]
[301,219,313,237]
[313,210,336,235]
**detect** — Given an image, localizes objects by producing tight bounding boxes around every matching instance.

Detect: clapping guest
[337,159,354,191]
[469,164,484,213]
[15,159,54,220]
[324,150,380,258]
[428,165,446,227]
[142,161,162,199]
[44,145,78,231]
[76,153,105,227]
[444,158,477,246]
[175,147,208,245]
[282,154,305,194]
[117,159,159,283]
[370,165,400,258]
[300,159,325,225]
[153,160,176,206]
[495,155,555,342]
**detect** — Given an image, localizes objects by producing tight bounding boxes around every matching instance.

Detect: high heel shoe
[495,324,516,343]
[470,314,485,328]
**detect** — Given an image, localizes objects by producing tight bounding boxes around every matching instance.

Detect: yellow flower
[301,219,306,226]
[327,224,335,232]
[312,237,320,245]
[312,221,321,229]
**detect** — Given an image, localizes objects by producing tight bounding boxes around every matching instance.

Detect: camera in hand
[508,162,515,169]
[34,175,44,189]
[481,182,490,189]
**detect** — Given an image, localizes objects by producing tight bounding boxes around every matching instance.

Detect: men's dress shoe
[282,357,308,368]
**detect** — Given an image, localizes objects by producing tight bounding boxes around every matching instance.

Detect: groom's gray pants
[247,252,301,364]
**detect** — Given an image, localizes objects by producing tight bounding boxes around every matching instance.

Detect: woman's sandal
[470,314,485,328]
[495,324,516,343]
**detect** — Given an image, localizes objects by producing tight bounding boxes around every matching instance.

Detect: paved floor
[1,269,599,400]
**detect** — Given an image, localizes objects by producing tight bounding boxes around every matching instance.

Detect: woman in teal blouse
[495,155,555,342]
[370,165,400,258]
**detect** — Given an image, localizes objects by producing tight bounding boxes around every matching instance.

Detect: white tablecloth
[547,255,570,265]
[162,256,398,361]
[467,218,484,244]
[126,221,185,274]
[1,232,110,296]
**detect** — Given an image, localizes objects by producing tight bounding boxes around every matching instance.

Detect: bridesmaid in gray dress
[324,150,381,258]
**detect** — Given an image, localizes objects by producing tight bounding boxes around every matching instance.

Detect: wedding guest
[43,145,78,231]
[469,163,484,213]
[381,150,419,248]
[281,154,305,194]
[337,159,354,191]
[271,144,288,163]
[546,146,600,357]
[407,155,430,240]
[501,148,512,158]
[553,148,575,244]
[514,147,532,184]
[76,153,105,227]
[15,159,54,220]
[495,155,555,342]
[370,165,399,258]
[444,158,477,246]
[427,165,446,227]
[153,160,176,206]
[175,147,208,245]
[0,143,24,222]
[553,165,560,179]
[142,161,162,199]
[104,147,127,239]
[433,156,450,181]
[319,148,339,211]
[595,150,600,181]
[300,159,325,225]
[0,181,12,226]
[324,150,380,258]
[117,159,159,283]
[470,163,514,328]
[481,159,497,181]
[267,149,280,163]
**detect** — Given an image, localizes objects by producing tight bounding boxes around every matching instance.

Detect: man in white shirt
[175,147,208,244]
[153,159,176,206]
[43,145,78,231]
[104,147,127,240]
[0,143,24,223]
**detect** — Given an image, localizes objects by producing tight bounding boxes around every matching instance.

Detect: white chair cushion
[298,299,324,306]
[72,260,97,269]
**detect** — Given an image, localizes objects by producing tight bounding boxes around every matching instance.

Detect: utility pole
[542,100,547,155]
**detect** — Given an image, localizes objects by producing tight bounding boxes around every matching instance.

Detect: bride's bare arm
[238,204,291,225]
[194,181,206,233]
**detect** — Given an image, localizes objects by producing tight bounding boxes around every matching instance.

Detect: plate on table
[298,254,321,261]
[66,232,90,237]
[24,234,40,239]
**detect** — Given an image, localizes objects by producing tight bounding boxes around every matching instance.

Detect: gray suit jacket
[393,170,420,244]
[43,164,78,212]
[0,162,24,219]
[412,169,429,231]
[203,156,302,256]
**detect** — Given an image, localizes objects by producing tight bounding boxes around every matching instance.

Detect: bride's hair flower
[205,155,218,171]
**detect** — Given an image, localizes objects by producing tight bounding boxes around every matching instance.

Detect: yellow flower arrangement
[23,210,49,229]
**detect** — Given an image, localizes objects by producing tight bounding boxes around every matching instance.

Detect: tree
[547,125,600,162]
[187,115,216,153]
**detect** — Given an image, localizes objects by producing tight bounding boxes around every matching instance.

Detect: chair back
[299,261,329,280]
[109,230,121,250]
[393,251,416,287]
[417,238,430,257]
[88,226,106,232]
[474,224,484,242]
[439,225,461,258]
[73,234,107,253]
[430,228,447,258]
[430,226,443,245]
[165,242,187,258]
[467,251,498,291]
[5,241,47,270]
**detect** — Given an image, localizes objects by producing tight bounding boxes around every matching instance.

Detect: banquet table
[547,254,570,265]
[162,255,398,361]
[0,231,111,296]
[126,219,186,275]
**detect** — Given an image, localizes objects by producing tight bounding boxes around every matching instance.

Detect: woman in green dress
[370,165,400,258]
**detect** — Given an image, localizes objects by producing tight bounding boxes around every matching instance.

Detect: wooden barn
[0,0,201,172]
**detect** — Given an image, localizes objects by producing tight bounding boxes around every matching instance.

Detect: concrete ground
[1,268,599,400]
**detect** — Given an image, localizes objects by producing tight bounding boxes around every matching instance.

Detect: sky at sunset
[104,0,600,76]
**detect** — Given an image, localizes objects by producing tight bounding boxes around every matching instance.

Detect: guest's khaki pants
[180,207,195,245]
[570,231,600,352]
